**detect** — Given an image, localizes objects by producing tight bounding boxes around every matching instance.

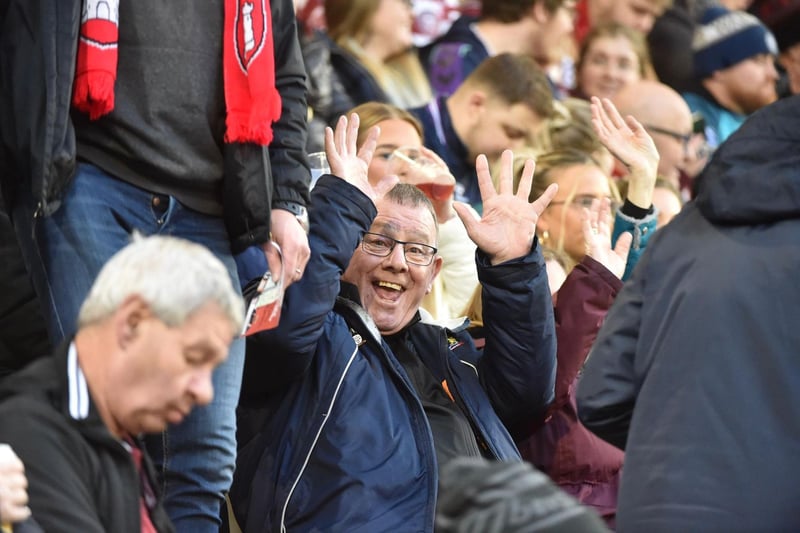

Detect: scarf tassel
[72,71,116,120]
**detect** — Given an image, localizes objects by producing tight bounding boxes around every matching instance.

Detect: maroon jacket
[517,256,624,523]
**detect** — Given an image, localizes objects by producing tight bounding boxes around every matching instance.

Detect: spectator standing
[0,208,50,378]
[0,1,310,530]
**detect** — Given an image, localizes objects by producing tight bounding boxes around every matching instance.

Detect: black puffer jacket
[577,95,800,532]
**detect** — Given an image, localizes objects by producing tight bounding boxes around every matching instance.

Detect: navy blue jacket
[232,176,556,532]
[577,95,800,531]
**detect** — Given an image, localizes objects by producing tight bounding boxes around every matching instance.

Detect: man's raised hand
[454,150,558,265]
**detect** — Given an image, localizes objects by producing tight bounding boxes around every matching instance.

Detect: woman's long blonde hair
[325,0,432,108]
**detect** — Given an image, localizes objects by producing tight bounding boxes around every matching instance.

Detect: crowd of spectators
[1,0,799,531]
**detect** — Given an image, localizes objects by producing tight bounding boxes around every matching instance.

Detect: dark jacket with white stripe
[230,176,556,532]
[0,342,174,533]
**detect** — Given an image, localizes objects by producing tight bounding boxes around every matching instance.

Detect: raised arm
[591,96,659,278]
[454,151,559,429]
[244,115,396,392]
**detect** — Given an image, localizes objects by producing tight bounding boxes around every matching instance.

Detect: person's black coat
[577,95,800,531]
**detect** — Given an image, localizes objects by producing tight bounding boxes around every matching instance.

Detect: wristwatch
[273,201,309,233]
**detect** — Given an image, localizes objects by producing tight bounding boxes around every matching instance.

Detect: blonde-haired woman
[325,0,432,109]
[517,97,659,280]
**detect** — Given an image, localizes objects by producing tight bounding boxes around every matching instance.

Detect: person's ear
[537,212,550,233]
[467,90,488,117]
[427,256,444,294]
[115,295,150,349]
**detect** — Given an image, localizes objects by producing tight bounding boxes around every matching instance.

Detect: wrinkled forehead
[372,200,438,245]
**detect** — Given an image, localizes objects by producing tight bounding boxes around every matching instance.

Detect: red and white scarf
[72,0,282,145]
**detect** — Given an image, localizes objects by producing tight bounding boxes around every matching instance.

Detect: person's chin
[165,408,188,426]
[372,309,404,336]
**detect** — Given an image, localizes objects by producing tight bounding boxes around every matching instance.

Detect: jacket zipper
[441,332,496,457]
[279,344,360,532]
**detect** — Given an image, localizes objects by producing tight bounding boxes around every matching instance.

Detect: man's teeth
[377,281,402,291]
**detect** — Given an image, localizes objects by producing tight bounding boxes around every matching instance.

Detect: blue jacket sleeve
[243,176,376,391]
[475,239,557,430]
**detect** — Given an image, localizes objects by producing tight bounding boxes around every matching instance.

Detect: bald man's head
[614,80,695,185]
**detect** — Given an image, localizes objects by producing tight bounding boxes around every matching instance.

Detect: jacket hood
[695,95,800,224]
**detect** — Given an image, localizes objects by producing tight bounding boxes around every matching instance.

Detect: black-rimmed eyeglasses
[361,232,437,266]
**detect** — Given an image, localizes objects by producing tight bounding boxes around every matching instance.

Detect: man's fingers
[474,154,497,203]
[496,150,514,197]
[357,125,380,166]
[374,174,400,200]
[531,183,558,215]
[334,115,347,154]
[263,243,282,282]
[453,202,479,238]
[347,113,360,155]
[515,158,535,201]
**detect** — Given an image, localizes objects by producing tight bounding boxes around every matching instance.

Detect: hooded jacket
[577,95,800,532]
[231,176,556,532]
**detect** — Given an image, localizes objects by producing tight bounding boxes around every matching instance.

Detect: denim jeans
[13,163,245,532]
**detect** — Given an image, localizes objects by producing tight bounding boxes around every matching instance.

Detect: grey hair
[77,234,244,332]
[384,183,440,239]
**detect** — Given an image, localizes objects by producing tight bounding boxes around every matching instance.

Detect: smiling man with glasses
[231,115,558,532]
